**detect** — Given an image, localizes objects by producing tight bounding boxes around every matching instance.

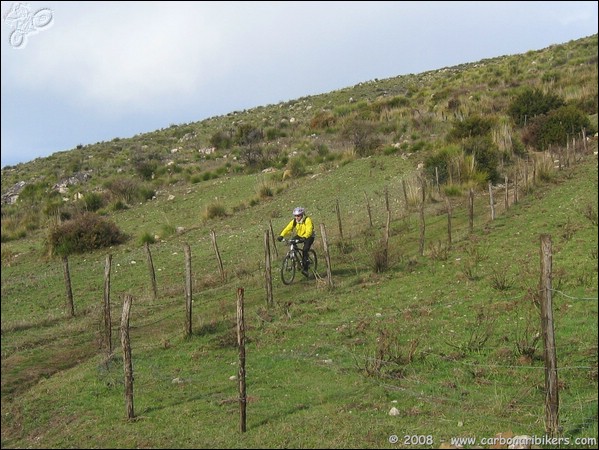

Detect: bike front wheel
[281,254,296,285]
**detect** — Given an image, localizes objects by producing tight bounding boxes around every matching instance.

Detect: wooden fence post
[514,168,519,204]
[236,288,247,433]
[144,242,157,300]
[335,199,344,240]
[364,191,373,228]
[488,182,495,221]
[269,220,279,258]
[103,254,112,354]
[418,177,426,256]
[120,294,135,420]
[384,186,390,213]
[319,223,333,288]
[264,231,273,307]
[468,188,474,234]
[211,229,226,282]
[62,255,75,317]
[184,243,192,337]
[540,234,559,437]
[384,210,391,268]
[504,175,509,211]
[402,179,408,207]
[445,197,452,248]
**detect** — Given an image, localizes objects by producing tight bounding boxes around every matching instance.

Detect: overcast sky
[1,1,597,168]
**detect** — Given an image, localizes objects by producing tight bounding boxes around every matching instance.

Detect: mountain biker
[277,207,315,276]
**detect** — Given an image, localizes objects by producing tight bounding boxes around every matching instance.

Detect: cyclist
[277,207,315,276]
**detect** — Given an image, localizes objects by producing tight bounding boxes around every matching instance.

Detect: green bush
[447,115,495,141]
[461,136,501,183]
[134,160,158,181]
[287,158,306,178]
[209,130,232,150]
[47,212,127,256]
[82,192,105,212]
[523,105,593,150]
[507,88,564,126]
[424,145,462,184]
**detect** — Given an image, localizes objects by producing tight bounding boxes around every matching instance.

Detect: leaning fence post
[211,229,226,282]
[62,255,75,317]
[364,191,373,228]
[335,199,344,240]
[144,242,157,300]
[269,220,279,258]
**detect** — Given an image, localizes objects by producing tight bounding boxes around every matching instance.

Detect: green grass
[2,150,597,448]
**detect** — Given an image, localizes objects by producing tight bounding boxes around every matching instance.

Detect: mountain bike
[280,238,318,285]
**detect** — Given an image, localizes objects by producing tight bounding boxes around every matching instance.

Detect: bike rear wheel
[281,254,296,285]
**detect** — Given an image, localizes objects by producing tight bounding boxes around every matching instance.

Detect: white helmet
[292,207,305,216]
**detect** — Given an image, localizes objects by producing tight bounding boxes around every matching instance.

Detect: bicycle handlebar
[281,238,303,245]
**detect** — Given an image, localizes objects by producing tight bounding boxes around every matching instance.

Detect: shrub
[209,130,232,150]
[461,136,501,183]
[47,212,127,256]
[341,119,381,156]
[287,158,306,178]
[134,159,158,181]
[447,115,495,141]
[103,178,153,204]
[424,144,462,184]
[523,105,592,150]
[82,192,105,212]
[310,111,337,129]
[508,87,564,127]
[204,203,227,220]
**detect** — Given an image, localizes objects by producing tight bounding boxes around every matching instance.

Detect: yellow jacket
[280,215,314,239]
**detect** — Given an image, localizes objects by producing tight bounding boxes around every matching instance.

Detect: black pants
[299,235,314,270]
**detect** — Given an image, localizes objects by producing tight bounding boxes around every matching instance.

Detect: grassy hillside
[1,35,598,449]
[2,151,597,448]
